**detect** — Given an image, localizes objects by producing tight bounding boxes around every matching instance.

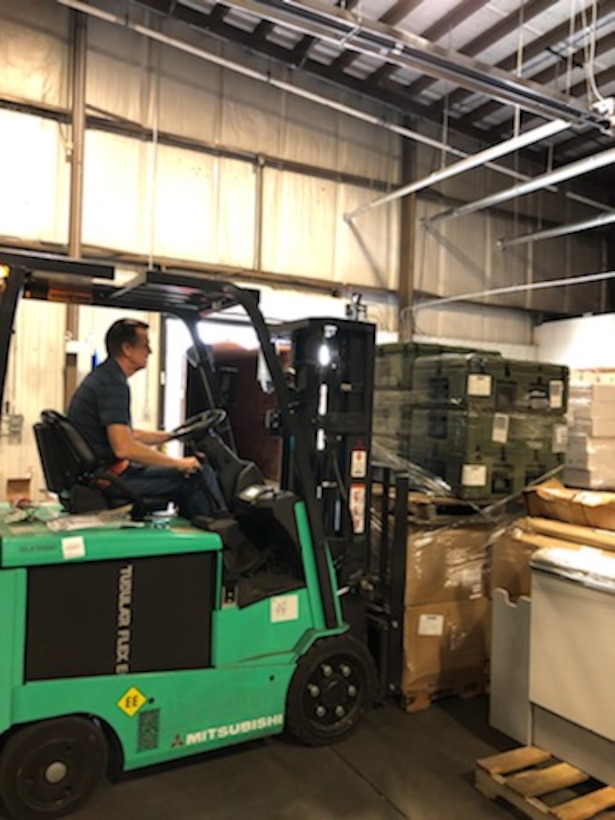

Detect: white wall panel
[411,301,534,346]
[218,68,284,155]
[82,131,145,252]
[336,185,399,289]
[536,314,615,368]
[0,300,66,502]
[261,169,337,278]
[0,110,69,243]
[337,115,399,182]
[86,20,152,124]
[0,2,68,105]
[151,146,255,266]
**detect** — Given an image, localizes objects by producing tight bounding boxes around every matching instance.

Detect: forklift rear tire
[285,635,377,746]
[0,716,108,820]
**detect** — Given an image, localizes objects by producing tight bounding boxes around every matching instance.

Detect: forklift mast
[278,318,376,585]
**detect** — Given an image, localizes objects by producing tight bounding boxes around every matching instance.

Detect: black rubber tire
[0,716,108,820]
[285,635,377,746]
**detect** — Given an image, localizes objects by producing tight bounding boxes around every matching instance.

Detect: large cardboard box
[489,518,537,600]
[405,522,492,606]
[402,598,490,695]
[524,478,615,529]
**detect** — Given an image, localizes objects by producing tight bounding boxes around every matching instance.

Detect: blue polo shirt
[68,357,132,462]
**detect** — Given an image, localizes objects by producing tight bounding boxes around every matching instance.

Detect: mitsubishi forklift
[0,249,382,819]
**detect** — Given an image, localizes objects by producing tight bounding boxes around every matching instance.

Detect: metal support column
[398,121,416,340]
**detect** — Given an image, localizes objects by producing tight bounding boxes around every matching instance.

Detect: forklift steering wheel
[171,409,228,442]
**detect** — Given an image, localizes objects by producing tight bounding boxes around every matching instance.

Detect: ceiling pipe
[424,146,615,227]
[58,0,611,216]
[343,120,569,222]
[499,211,615,249]
[170,0,603,127]
[409,269,615,314]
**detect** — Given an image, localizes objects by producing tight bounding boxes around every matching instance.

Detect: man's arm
[107,424,198,472]
[133,429,172,447]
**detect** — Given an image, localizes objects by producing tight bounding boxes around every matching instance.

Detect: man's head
[105,318,151,375]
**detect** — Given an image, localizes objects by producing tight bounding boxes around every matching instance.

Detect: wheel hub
[44,761,68,785]
[304,655,364,729]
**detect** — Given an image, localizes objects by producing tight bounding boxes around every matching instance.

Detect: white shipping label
[418,614,444,637]
[552,424,569,453]
[491,413,510,444]
[271,595,299,623]
[461,464,487,487]
[350,484,366,534]
[467,374,492,397]
[549,380,564,409]
[350,448,367,479]
[61,535,85,561]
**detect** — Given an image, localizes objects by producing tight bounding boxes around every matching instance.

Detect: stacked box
[411,354,568,414]
[565,382,615,489]
[395,517,494,706]
[406,355,568,501]
[409,408,567,500]
[373,348,569,501]
[374,342,499,390]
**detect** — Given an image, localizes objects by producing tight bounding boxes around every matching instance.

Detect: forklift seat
[34,410,167,517]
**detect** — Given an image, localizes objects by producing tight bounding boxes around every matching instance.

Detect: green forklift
[0,249,380,819]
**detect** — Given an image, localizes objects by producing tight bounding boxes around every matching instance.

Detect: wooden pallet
[476,746,615,820]
[402,673,487,713]
[407,493,480,522]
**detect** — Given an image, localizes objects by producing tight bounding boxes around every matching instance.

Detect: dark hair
[105,319,149,357]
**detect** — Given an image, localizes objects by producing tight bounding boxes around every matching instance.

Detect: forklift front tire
[0,716,108,820]
[285,635,377,746]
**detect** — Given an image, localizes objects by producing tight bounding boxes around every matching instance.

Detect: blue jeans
[109,463,226,519]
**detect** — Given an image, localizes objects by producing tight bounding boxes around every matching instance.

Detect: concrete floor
[74,696,524,820]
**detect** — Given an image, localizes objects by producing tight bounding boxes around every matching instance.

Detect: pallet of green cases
[372,433,412,460]
[409,408,567,463]
[373,390,413,435]
[374,343,500,390]
[411,354,568,415]
[409,449,562,502]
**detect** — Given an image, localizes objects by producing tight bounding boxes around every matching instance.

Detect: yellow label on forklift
[117,686,147,717]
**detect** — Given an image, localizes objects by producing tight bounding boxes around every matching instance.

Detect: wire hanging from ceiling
[582,0,605,104]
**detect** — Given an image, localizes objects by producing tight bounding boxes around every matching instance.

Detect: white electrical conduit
[343,120,569,222]
[57,0,608,214]
[424,144,615,227]
[409,269,615,313]
[498,210,615,249]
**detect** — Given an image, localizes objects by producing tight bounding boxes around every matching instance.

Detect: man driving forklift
[68,317,227,518]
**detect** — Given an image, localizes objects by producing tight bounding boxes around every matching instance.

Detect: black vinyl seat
[34,410,168,517]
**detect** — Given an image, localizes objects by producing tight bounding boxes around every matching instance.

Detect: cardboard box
[564,466,615,491]
[402,598,490,694]
[526,516,615,552]
[523,478,615,529]
[566,433,614,470]
[571,369,615,385]
[489,518,537,600]
[570,415,615,437]
[569,383,615,403]
[405,522,492,606]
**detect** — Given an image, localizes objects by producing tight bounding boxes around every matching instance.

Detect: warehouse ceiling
[116,0,615,164]
[59,0,615,205]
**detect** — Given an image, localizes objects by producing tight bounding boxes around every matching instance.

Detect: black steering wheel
[171,409,228,442]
